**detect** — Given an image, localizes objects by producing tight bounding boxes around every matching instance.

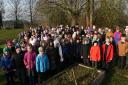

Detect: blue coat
[0,55,14,71]
[36,54,49,72]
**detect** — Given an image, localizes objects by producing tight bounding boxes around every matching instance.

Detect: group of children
[1,25,128,85]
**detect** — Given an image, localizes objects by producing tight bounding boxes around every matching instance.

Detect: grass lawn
[0,29,24,44]
[0,29,24,54]
[102,67,128,85]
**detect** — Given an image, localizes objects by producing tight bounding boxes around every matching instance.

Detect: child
[81,38,90,66]
[118,35,128,69]
[36,47,49,84]
[1,47,15,85]
[102,37,114,70]
[46,41,57,76]
[114,26,122,45]
[24,44,36,85]
[90,41,101,68]
[106,28,113,38]
[75,39,82,63]
[14,46,26,85]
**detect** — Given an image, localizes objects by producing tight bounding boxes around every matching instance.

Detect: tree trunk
[89,0,94,28]
[71,15,79,26]
[86,0,90,28]
[15,8,18,28]
[30,0,33,25]
[0,11,3,29]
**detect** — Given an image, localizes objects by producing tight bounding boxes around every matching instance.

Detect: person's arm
[46,55,50,70]
[0,57,5,70]
[33,52,36,65]
[90,47,92,61]
[59,45,64,62]
[98,46,101,62]
[110,45,114,61]
[81,45,83,59]
[36,56,39,72]
[23,53,27,68]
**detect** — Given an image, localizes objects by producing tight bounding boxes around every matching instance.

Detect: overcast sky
[3,0,28,21]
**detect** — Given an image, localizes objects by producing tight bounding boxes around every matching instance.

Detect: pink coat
[24,51,36,70]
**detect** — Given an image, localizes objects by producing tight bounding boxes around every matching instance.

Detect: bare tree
[25,0,36,25]
[8,0,22,28]
[36,0,88,26]
[0,0,4,28]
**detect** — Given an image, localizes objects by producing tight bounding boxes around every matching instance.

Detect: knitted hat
[7,40,13,47]
[3,47,11,53]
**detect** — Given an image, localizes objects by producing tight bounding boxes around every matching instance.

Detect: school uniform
[46,46,57,75]
[90,45,101,67]
[102,43,114,70]
[118,41,128,68]
[81,43,90,65]
[14,52,26,85]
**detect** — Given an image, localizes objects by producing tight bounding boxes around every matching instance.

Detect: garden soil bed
[45,64,105,85]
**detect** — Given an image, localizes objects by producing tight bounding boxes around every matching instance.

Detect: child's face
[27,46,32,52]
[94,43,97,46]
[39,49,44,54]
[84,40,88,44]
[106,38,110,43]
[4,52,8,55]
[116,29,119,32]
[76,40,80,43]
[108,29,111,32]
[93,35,98,39]
[16,48,21,54]
[110,37,113,42]
[121,37,126,42]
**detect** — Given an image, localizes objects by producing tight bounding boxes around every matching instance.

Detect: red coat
[90,45,101,62]
[102,44,114,63]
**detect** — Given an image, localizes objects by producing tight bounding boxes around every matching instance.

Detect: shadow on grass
[101,67,116,85]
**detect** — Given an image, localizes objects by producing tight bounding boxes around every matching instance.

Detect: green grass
[102,67,128,85]
[0,29,24,54]
[0,44,5,55]
[0,29,24,44]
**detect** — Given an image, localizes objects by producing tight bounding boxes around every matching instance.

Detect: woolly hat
[7,40,13,47]
[3,47,11,53]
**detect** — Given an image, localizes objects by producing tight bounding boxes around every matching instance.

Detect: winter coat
[23,51,36,70]
[81,44,90,59]
[118,41,128,56]
[36,54,49,72]
[102,44,114,63]
[90,45,101,62]
[0,55,15,72]
[14,52,25,69]
[114,32,122,45]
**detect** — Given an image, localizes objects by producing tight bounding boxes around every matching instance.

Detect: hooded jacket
[36,54,49,72]
[90,45,101,62]
[23,51,36,70]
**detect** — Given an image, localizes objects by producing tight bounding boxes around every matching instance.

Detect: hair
[106,36,110,39]
[38,47,44,52]
[93,41,98,45]
[27,44,33,49]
